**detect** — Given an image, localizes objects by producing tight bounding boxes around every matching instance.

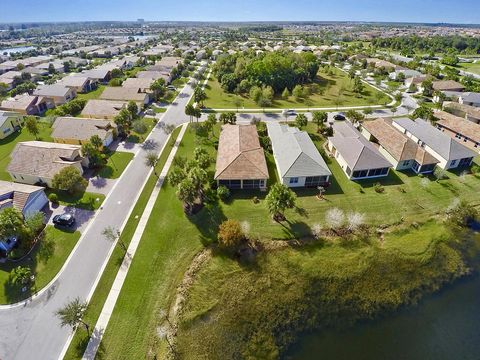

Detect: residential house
[0,94,54,115]
[392,118,476,169]
[432,80,465,92]
[0,111,23,140]
[100,87,149,105]
[76,69,112,84]
[267,123,331,187]
[405,75,432,89]
[361,118,439,173]
[459,92,480,107]
[33,84,76,106]
[35,61,65,74]
[434,110,480,153]
[80,99,127,120]
[327,121,391,180]
[443,101,480,124]
[0,180,48,218]
[59,75,97,93]
[122,78,154,93]
[52,117,117,147]
[214,124,269,189]
[7,141,87,187]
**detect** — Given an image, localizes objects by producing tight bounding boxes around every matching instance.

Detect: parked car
[333,113,346,121]
[144,109,155,116]
[53,213,75,228]
[167,85,176,91]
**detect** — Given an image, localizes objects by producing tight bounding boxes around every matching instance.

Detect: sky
[1,0,479,24]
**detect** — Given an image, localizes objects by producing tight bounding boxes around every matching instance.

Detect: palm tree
[55,297,90,336]
[145,152,159,178]
[102,226,127,252]
[265,183,297,221]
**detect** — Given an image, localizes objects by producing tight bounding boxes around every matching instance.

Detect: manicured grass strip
[0,124,53,181]
[97,151,134,179]
[76,85,106,101]
[0,227,80,304]
[45,190,105,211]
[63,126,182,360]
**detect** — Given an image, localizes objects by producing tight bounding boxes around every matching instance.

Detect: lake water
[287,275,480,360]
[0,46,35,55]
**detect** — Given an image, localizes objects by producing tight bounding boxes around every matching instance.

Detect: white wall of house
[9,163,83,188]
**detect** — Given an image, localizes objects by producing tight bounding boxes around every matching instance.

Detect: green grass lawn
[126,117,157,143]
[45,189,105,210]
[457,62,480,75]
[63,126,183,360]
[203,67,390,109]
[97,151,134,179]
[0,124,53,181]
[76,85,106,101]
[83,122,480,359]
[0,226,81,304]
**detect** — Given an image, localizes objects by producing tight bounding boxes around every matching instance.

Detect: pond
[287,274,480,360]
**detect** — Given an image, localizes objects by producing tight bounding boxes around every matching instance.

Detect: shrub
[217,219,245,249]
[471,164,480,175]
[132,120,148,134]
[48,193,59,203]
[217,186,230,201]
[373,183,385,193]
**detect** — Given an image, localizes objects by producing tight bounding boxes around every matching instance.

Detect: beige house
[52,117,117,147]
[122,78,154,93]
[33,84,77,106]
[0,94,54,115]
[0,111,23,140]
[443,101,480,124]
[59,75,97,93]
[214,125,269,190]
[8,141,87,187]
[434,110,480,153]
[81,99,128,120]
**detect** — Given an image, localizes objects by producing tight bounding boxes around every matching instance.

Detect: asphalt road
[0,82,195,360]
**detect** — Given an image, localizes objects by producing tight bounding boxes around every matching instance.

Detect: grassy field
[457,62,480,75]
[63,126,183,360]
[0,124,53,181]
[90,122,480,359]
[203,67,391,109]
[0,226,80,304]
[45,189,105,210]
[76,85,106,101]
[97,151,134,179]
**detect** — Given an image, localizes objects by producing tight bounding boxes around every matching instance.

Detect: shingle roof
[460,92,480,104]
[81,99,127,119]
[435,110,480,143]
[432,80,465,91]
[0,180,45,213]
[33,84,71,97]
[52,117,116,142]
[214,125,269,180]
[267,123,331,178]
[100,87,147,102]
[329,121,391,171]
[362,118,439,165]
[7,141,84,179]
[444,101,480,119]
[393,117,477,160]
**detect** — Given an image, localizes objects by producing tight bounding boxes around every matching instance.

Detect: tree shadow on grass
[190,201,227,247]
[279,220,313,239]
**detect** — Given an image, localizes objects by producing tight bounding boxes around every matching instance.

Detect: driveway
[45,204,95,234]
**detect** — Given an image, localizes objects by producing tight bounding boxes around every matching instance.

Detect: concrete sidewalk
[81,123,188,360]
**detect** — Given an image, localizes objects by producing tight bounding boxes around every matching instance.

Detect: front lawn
[457,62,480,75]
[126,117,157,143]
[97,151,134,179]
[0,226,81,304]
[45,189,105,210]
[0,124,53,181]
[203,67,390,110]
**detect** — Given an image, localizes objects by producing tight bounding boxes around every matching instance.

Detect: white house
[267,123,331,187]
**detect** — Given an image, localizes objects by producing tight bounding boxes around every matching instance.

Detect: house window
[412,161,420,172]
[305,176,328,187]
[352,170,368,178]
[450,160,457,167]
[3,128,11,135]
[243,179,264,189]
[346,167,352,176]
[402,160,410,166]
[289,177,299,184]
[420,163,436,173]
[458,157,473,167]
[219,179,241,189]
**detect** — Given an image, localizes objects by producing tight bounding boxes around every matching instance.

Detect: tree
[219,112,236,124]
[52,167,88,194]
[193,147,211,169]
[25,211,45,235]
[150,78,166,100]
[194,87,207,107]
[11,266,32,286]
[55,297,90,336]
[352,77,364,96]
[89,134,103,150]
[176,177,197,214]
[114,108,133,135]
[81,142,103,167]
[292,85,303,100]
[421,79,434,97]
[233,97,243,112]
[0,82,9,97]
[265,183,297,221]
[312,111,328,132]
[295,113,308,129]
[445,200,478,230]
[281,87,290,99]
[48,63,56,74]
[412,105,434,122]
[205,113,217,138]
[145,152,159,178]
[390,107,398,115]
[345,110,365,123]
[127,101,138,120]
[217,219,245,250]
[0,208,28,241]
[192,106,202,122]
[185,103,195,122]
[102,226,127,252]
[24,116,39,140]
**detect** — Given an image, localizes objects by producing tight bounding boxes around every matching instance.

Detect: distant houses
[214,124,269,190]
[392,118,476,170]
[327,122,391,180]
[434,110,480,153]
[267,123,331,187]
